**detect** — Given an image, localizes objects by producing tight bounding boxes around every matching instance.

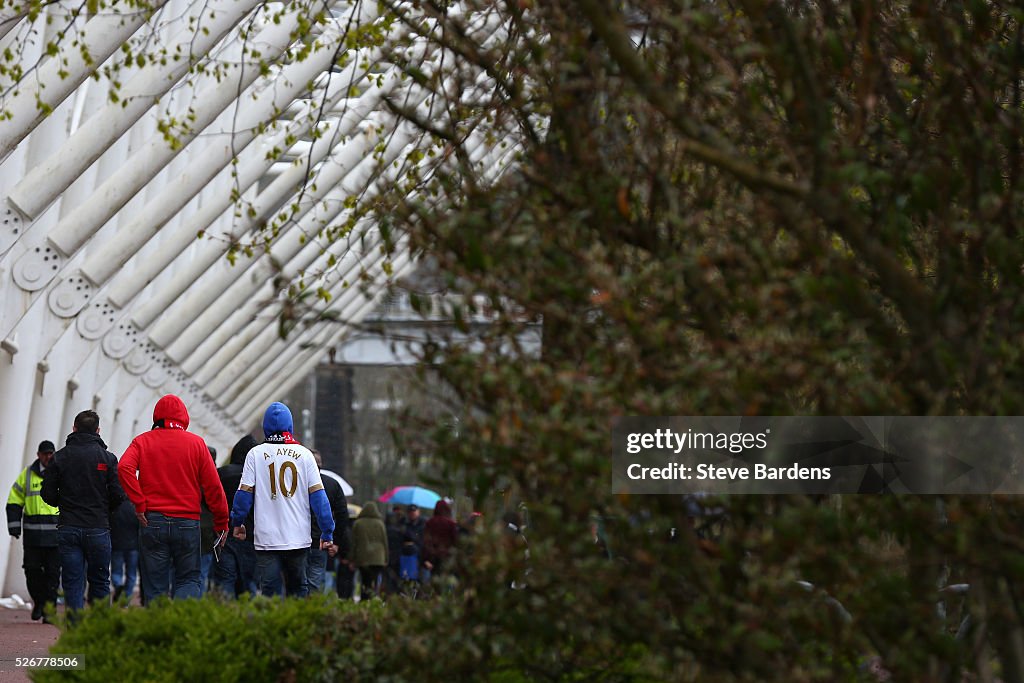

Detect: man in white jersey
[229,402,336,597]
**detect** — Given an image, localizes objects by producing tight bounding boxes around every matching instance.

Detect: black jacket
[41,432,125,529]
[402,517,425,554]
[110,498,140,551]
[218,435,256,543]
[386,517,404,570]
[312,475,349,558]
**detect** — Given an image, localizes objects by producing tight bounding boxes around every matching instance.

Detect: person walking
[229,402,336,597]
[118,395,229,602]
[198,446,218,595]
[350,502,388,599]
[40,411,125,617]
[305,448,348,594]
[402,503,425,556]
[336,510,356,600]
[401,503,425,580]
[422,499,459,583]
[384,506,405,593]
[214,435,258,597]
[110,498,140,604]
[5,440,60,621]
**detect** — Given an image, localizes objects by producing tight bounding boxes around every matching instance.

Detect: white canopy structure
[0,0,520,594]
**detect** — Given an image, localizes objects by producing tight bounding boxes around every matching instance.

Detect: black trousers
[336,562,354,599]
[359,565,383,597]
[23,545,61,611]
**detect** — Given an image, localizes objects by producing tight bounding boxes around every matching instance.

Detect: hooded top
[152,394,189,430]
[118,394,229,530]
[217,435,258,543]
[423,499,459,566]
[432,500,452,518]
[230,435,258,467]
[351,501,388,567]
[263,402,296,442]
[229,433,333,549]
[358,501,382,520]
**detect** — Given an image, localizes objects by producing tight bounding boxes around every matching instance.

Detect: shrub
[35,593,660,683]
[35,596,392,683]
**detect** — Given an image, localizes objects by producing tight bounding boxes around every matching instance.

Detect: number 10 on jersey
[268,461,298,499]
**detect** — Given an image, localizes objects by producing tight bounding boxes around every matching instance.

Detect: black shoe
[113,585,125,603]
[31,604,43,621]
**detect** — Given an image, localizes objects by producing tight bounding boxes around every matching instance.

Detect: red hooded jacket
[423,500,459,566]
[118,395,229,530]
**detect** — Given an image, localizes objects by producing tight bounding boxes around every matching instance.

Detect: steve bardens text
[626,463,832,481]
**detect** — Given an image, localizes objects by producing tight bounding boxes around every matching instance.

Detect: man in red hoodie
[118,395,229,603]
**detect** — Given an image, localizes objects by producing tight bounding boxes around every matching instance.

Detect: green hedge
[35,596,393,683]
[34,594,662,683]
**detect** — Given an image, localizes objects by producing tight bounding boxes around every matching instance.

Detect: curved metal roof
[0,0,525,591]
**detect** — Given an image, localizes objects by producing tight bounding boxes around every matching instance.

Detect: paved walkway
[0,603,60,683]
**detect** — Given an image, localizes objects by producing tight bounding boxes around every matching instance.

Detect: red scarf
[153,420,186,430]
[265,431,299,444]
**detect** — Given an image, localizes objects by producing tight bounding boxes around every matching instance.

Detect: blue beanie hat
[263,402,293,437]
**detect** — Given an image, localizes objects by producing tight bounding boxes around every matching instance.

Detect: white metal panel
[233,252,413,423]
[223,245,409,413]
[0,0,173,160]
[43,14,305,258]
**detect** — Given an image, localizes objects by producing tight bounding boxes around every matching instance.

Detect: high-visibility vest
[6,462,59,547]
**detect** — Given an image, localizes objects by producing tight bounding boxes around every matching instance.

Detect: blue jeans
[324,555,337,593]
[110,549,139,598]
[213,537,258,597]
[256,548,308,597]
[305,546,327,593]
[199,553,213,596]
[57,527,111,611]
[139,512,201,603]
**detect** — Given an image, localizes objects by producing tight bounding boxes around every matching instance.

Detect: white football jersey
[239,441,324,551]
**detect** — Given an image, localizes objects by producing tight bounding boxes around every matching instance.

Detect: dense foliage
[359,1,1024,681]
[32,1,1024,680]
